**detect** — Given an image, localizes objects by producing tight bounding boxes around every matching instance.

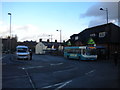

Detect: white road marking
[55,80,72,90]
[50,63,63,66]
[42,82,64,88]
[1,55,7,65]
[21,66,44,69]
[85,69,96,75]
[22,68,36,89]
[43,69,95,89]
[0,55,7,60]
[42,80,72,89]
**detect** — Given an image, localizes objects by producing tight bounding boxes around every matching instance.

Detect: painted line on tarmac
[22,68,36,90]
[50,63,63,66]
[55,80,72,90]
[1,55,7,65]
[0,55,7,60]
[42,82,64,88]
[42,80,72,89]
[85,69,96,75]
[20,66,44,69]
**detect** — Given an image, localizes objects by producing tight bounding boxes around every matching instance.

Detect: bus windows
[74,49,81,54]
[82,49,86,55]
[65,49,81,54]
[64,46,97,60]
[86,48,97,55]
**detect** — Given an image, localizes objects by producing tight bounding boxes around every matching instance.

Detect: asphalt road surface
[2,54,120,89]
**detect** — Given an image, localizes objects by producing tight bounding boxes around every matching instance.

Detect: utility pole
[56,30,62,43]
[8,12,12,59]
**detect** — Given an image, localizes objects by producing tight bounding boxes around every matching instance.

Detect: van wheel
[67,56,69,59]
[78,56,81,60]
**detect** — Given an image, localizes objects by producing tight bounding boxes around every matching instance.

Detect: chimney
[63,40,65,43]
[39,39,42,42]
[55,40,57,43]
[47,39,49,42]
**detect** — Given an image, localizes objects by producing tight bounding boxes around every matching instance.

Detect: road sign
[67,41,71,46]
[87,38,95,45]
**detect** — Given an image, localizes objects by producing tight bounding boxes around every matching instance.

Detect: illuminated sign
[67,41,71,46]
[88,47,96,49]
[87,38,96,45]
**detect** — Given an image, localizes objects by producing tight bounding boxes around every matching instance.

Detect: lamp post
[100,8,110,60]
[56,30,62,43]
[8,12,11,54]
[100,8,108,24]
[48,35,52,42]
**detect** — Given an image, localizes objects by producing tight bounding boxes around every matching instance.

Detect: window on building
[72,37,74,40]
[90,33,96,37]
[75,36,79,40]
[99,32,106,38]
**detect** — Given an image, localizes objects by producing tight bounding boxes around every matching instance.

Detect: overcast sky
[0,0,119,42]
[81,2,118,27]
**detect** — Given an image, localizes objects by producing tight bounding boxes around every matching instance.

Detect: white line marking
[1,56,7,65]
[42,82,64,88]
[22,68,36,89]
[42,80,72,89]
[85,69,96,75]
[50,63,63,66]
[55,80,72,90]
[0,56,7,60]
[21,66,44,69]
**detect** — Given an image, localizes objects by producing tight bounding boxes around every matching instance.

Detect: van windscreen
[17,48,27,52]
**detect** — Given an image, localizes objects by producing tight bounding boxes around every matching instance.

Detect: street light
[100,8,110,60]
[56,30,62,43]
[100,8,108,24]
[8,12,11,54]
[48,35,52,42]
[8,13,11,38]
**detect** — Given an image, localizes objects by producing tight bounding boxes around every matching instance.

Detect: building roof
[70,23,120,45]
[82,23,120,32]
[40,41,60,48]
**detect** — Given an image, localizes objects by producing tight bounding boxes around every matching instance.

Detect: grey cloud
[88,17,106,27]
[80,2,118,27]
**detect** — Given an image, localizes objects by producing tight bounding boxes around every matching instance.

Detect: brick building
[2,36,17,53]
[68,23,120,59]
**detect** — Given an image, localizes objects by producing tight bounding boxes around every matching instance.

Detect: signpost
[87,38,96,46]
[67,41,71,46]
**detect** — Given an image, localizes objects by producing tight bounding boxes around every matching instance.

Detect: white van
[16,46,30,60]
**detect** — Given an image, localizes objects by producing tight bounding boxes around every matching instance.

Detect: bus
[64,46,97,60]
[16,46,30,60]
